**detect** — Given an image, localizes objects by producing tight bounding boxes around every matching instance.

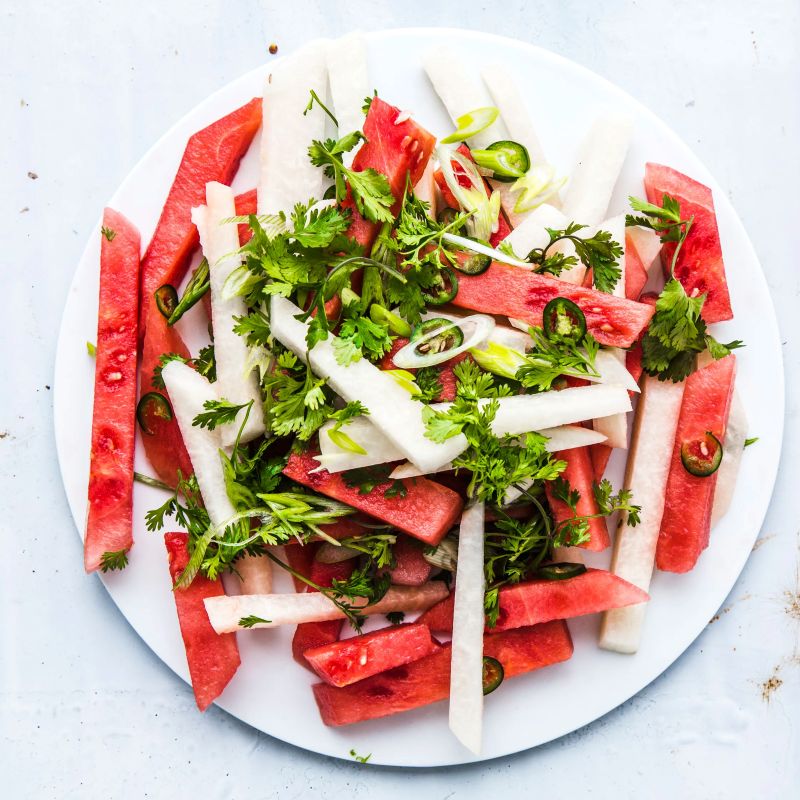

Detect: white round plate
[55,28,783,767]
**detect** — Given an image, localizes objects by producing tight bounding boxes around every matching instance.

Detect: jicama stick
[85,209,140,572]
[599,376,686,654]
[480,64,547,165]
[315,384,631,474]
[562,113,633,227]
[591,215,629,449]
[449,502,486,754]
[259,41,329,214]
[270,295,465,473]
[327,32,368,166]
[234,553,273,594]
[192,181,264,446]
[503,203,567,259]
[710,390,748,526]
[204,582,450,634]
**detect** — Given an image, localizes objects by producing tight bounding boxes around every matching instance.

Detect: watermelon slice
[644,163,732,323]
[452,263,655,348]
[164,533,240,711]
[139,98,261,336]
[343,97,436,249]
[414,569,646,634]
[234,188,257,244]
[85,209,140,572]
[304,622,441,687]
[292,557,356,669]
[283,449,463,545]
[283,542,318,593]
[545,447,610,551]
[388,535,433,586]
[312,620,573,726]
[656,355,737,572]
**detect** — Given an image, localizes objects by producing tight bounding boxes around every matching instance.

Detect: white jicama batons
[711,390,748,526]
[192,182,264,447]
[449,502,486,755]
[559,114,633,284]
[503,203,568,260]
[599,375,686,654]
[260,41,329,214]
[591,214,629,449]
[327,32,368,166]
[204,583,449,633]
[161,361,271,592]
[312,384,631,474]
[269,295,466,473]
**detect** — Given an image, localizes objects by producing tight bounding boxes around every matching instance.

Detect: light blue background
[2,1,799,797]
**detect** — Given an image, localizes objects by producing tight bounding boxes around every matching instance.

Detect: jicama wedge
[312,621,574,726]
[562,113,633,228]
[234,553,273,594]
[453,262,655,348]
[423,47,508,149]
[599,375,686,654]
[449,502,486,754]
[259,41,329,215]
[656,356,737,573]
[711,390,748,526]
[315,385,631,475]
[326,32,368,165]
[192,181,264,446]
[165,533,240,711]
[160,360,233,526]
[85,209,140,572]
[204,582,450,634]
[480,64,547,166]
[414,159,438,219]
[283,449,463,545]
[399,425,607,485]
[591,215,629,449]
[304,623,441,687]
[270,295,462,473]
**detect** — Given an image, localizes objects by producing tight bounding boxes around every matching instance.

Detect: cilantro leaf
[99,549,129,572]
[192,399,253,431]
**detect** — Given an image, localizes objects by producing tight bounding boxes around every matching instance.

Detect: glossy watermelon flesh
[387,535,433,587]
[433,144,513,246]
[624,231,649,301]
[415,569,647,635]
[164,533,241,711]
[85,209,141,572]
[304,623,440,687]
[283,449,463,545]
[291,557,356,669]
[656,355,737,573]
[312,620,573,726]
[644,163,732,323]
[452,263,655,348]
[545,446,611,551]
[139,98,261,338]
[343,97,436,249]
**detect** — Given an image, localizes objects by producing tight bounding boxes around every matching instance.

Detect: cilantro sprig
[526,222,623,293]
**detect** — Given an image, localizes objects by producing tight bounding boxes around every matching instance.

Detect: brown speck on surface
[269,42,278,55]
[760,667,782,703]
[20,207,29,214]
[0,430,9,440]
[752,533,775,552]
[785,590,800,621]
[27,171,38,180]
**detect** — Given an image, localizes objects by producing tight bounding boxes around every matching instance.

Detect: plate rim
[54,26,785,767]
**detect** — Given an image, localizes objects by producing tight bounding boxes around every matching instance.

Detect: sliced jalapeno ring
[472,140,531,182]
[136,392,173,436]
[410,318,464,355]
[423,266,459,305]
[453,249,492,275]
[536,562,587,581]
[154,284,179,319]
[681,431,723,477]
[482,656,505,695]
[542,297,587,343]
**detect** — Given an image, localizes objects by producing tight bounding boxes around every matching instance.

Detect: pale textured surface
[2,0,799,797]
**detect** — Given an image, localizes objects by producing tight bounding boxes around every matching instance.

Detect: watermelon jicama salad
[83,35,752,754]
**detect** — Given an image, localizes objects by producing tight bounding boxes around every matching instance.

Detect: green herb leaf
[192,399,253,431]
[100,226,116,242]
[239,615,271,628]
[99,549,129,572]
